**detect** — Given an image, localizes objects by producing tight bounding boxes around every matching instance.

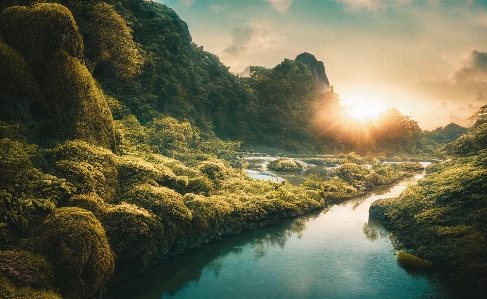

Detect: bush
[267,158,301,171]
[397,251,432,268]
[123,184,192,223]
[99,203,166,277]
[47,140,119,202]
[27,207,114,299]
[117,155,187,194]
[0,139,68,242]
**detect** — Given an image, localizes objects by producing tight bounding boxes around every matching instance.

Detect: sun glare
[345,103,383,122]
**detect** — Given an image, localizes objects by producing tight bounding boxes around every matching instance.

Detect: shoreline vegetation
[0,1,485,298]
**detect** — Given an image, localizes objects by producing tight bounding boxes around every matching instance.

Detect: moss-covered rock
[268,158,302,171]
[68,193,108,218]
[0,39,42,125]
[0,3,116,150]
[27,207,114,299]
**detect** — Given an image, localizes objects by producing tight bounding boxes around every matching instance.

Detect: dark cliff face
[295,52,330,94]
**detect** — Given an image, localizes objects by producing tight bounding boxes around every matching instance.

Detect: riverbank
[107,172,458,299]
[369,155,487,298]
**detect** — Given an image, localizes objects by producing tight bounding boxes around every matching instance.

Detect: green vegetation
[397,251,432,268]
[303,161,405,202]
[370,108,487,296]
[0,0,482,298]
[27,207,114,299]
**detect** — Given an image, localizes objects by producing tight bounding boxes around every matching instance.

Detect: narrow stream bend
[107,170,457,299]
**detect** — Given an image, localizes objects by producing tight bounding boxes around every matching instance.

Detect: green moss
[0,3,116,150]
[27,207,114,299]
[68,193,108,218]
[83,2,143,78]
[267,158,301,171]
[0,40,41,125]
[0,273,62,299]
[99,203,166,275]
[52,160,115,202]
[397,251,432,268]
[47,140,119,202]
[123,184,192,223]
[118,155,187,194]
[0,3,83,74]
[0,139,66,242]
[39,50,116,150]
[0,250,54,289]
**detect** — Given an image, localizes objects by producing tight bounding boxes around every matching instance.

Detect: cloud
[265,0,292,12]
[223,24,272,57]
[224,25,258,56]
[451,50,487,83]
[180,0,194,8]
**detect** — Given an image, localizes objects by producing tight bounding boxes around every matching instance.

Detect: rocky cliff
[295,52,330,94]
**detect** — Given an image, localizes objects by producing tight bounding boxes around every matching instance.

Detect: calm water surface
[107,172,458,299]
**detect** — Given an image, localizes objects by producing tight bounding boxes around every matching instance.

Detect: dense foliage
[370,107,487,297]
[0,0,482,298]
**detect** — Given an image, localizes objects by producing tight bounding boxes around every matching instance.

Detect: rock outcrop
[0,3,116,151]
[295,52,330,94]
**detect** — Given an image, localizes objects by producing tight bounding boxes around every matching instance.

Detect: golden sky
[158,0,487,130]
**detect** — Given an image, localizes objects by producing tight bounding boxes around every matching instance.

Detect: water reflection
[107,174,457,299]
[363,217,390,241]
[107,211,321,299]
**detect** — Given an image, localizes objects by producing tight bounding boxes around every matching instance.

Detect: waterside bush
[27,207,114,299]
[369,155,487,296]
[397,251,432,268]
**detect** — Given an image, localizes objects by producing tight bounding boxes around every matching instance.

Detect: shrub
[27,207,114,299]
[117,155,187,194]
[0,139,67,242]
[123,184,192,223]
[47,140,119,202]
[99,203,166,276]
[267,158,301,171]
[397,251,432,268]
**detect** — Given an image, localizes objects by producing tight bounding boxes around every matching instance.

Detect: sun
[345,103,383,122]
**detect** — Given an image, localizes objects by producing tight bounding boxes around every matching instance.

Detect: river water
[107,168,459,299]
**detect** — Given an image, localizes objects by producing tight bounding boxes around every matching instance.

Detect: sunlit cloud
[224,25,258,56]
[451,50,487,83]
[265,0,292,12]
[222,22,280,72]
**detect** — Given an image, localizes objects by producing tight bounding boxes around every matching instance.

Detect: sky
[156,0,487,130]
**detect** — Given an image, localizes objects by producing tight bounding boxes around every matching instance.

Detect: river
[107,167,459,299]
